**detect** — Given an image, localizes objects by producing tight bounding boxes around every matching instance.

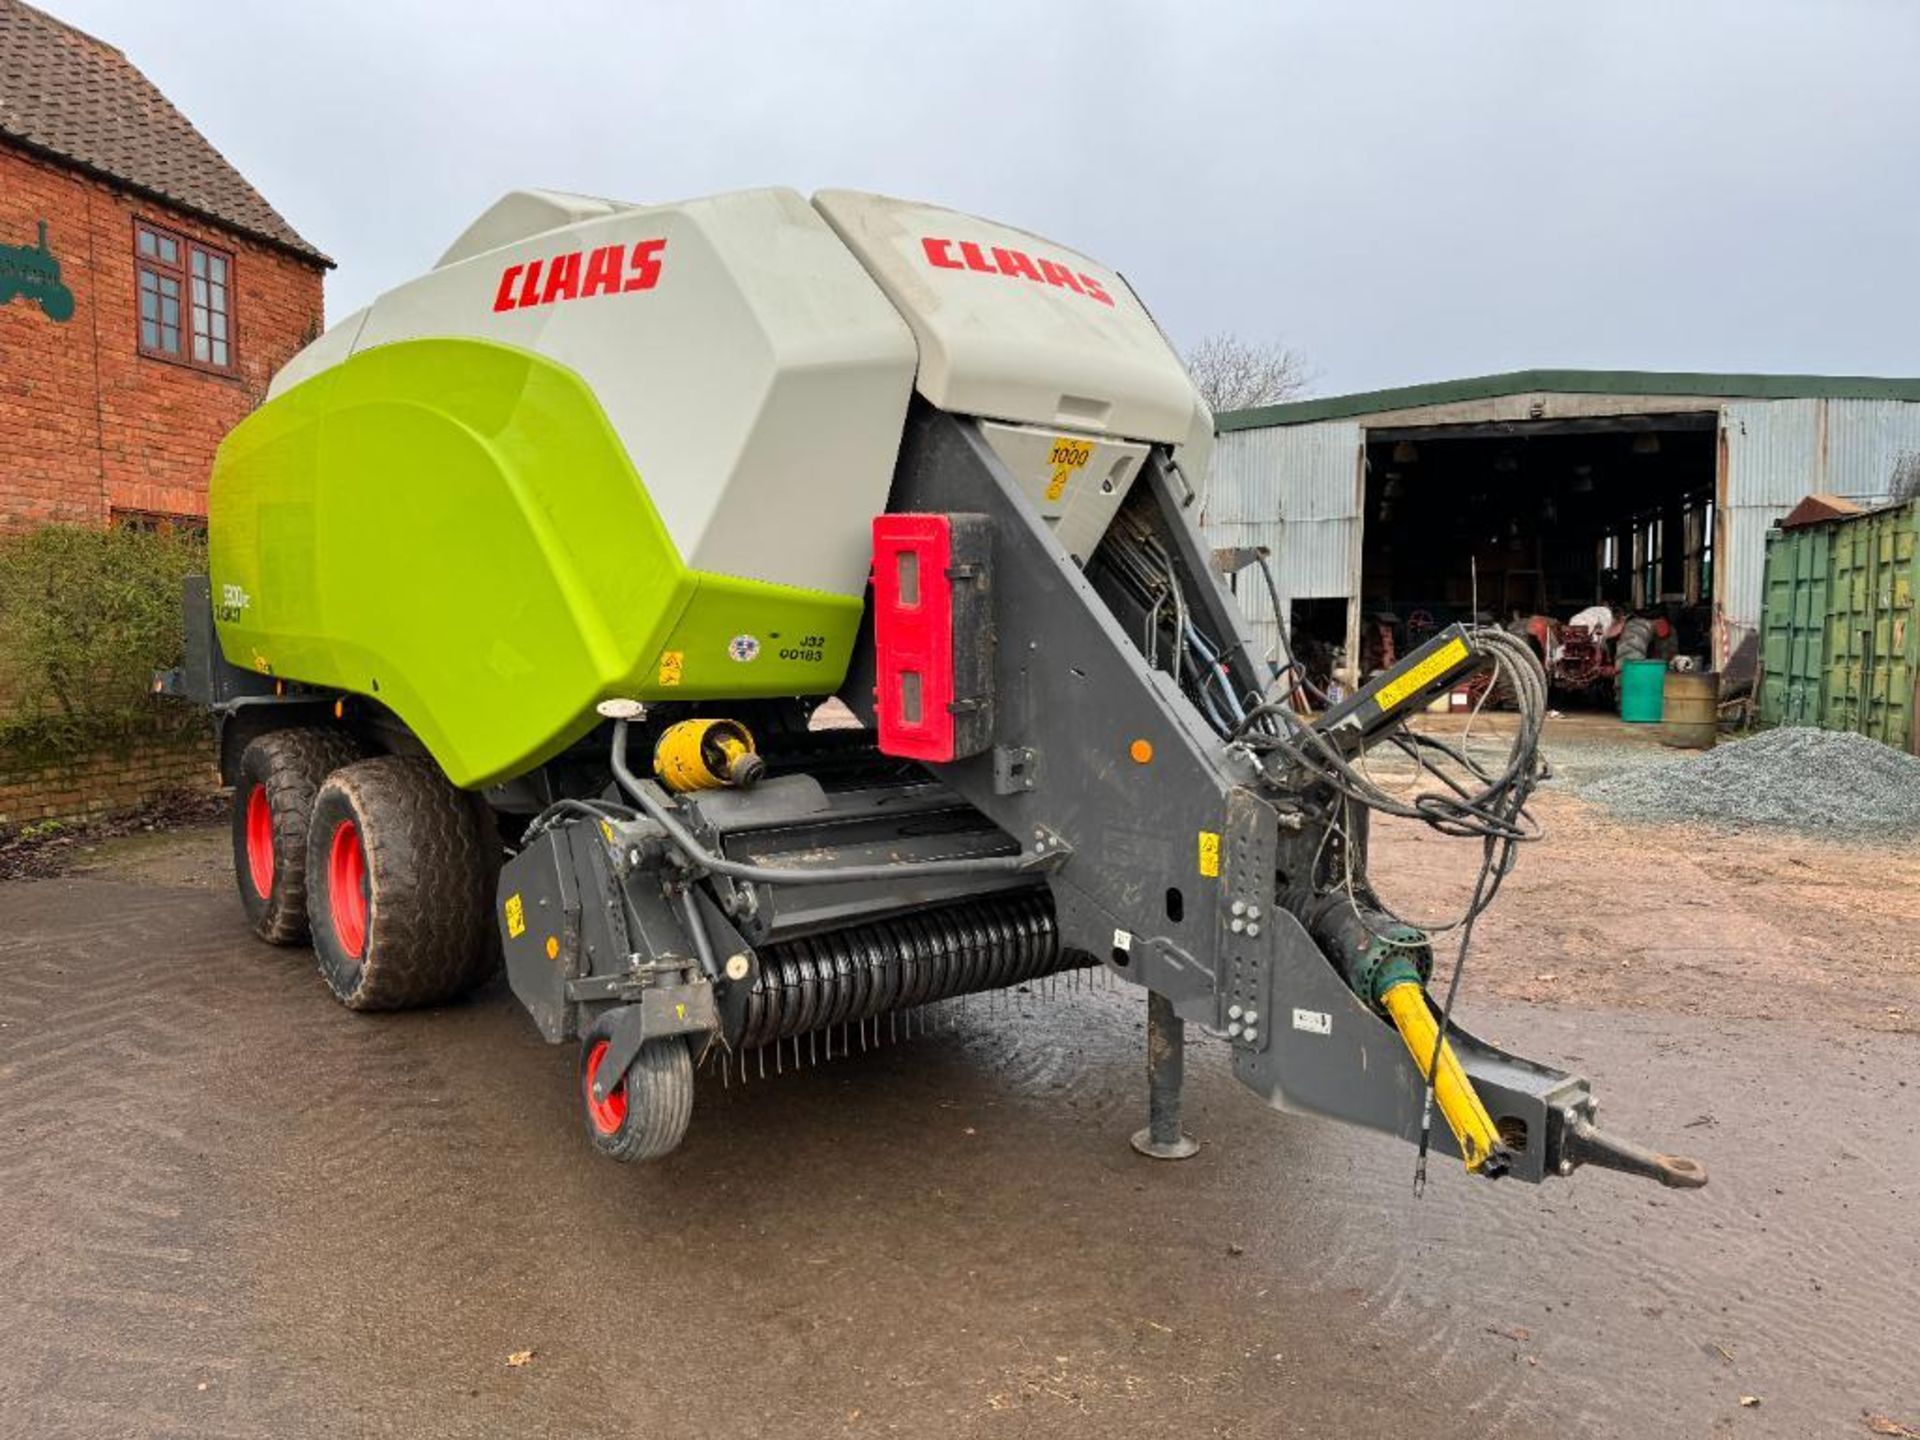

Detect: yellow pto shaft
[1378,979,1505,1173]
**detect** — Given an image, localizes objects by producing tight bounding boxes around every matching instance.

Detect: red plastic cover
[871,514,956,761]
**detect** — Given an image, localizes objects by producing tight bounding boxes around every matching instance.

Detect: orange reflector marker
[333,698,345,719]
[1129,739,1154,764]
[545,936,560,961]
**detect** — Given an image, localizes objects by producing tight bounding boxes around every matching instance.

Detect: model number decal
[492,238,666,313]
[778,632,826,663]
[215,582,251,622]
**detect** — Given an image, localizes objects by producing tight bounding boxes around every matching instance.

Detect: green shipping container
[1759,498,1920,752]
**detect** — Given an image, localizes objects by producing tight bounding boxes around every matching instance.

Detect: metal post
[1130,990,1199,1159]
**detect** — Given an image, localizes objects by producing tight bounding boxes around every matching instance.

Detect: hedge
[0,525,209,760]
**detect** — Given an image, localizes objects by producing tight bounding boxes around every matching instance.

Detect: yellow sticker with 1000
[1045,437,1094,502]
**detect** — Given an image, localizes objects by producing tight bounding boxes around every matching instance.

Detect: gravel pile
[1578,726,1920,841]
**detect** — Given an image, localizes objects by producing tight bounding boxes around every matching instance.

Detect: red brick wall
[0,142,325,528]
[0,730,218,831]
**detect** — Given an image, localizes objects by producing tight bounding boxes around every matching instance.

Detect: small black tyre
[578,1013,694,1163]
[231,726,364,945]
[306,755,493,1011]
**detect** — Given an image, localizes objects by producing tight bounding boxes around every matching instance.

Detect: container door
[1790,527,1828,726]
[1868,508,1916,750]
[1826,517,1861,733]
[1760,528,1822,725]
[1761,523,1827,725]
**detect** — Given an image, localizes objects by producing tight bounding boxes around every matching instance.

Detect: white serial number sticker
[1292,1008,1331,1036]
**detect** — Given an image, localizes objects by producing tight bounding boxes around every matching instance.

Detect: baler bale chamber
[168,184,1704,1191]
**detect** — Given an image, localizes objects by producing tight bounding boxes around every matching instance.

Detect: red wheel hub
[584,1040,629,1135]
[327,819,370,958]
[244,785,275,899]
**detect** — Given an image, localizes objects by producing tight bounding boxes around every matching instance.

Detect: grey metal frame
[855,407,1634,1182]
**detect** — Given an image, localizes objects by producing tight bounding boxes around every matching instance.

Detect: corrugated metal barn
[1206,371,1920,686]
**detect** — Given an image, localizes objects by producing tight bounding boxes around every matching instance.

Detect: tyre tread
[579,1021,694,1163]
[309,756,492,1011]
[234,726,364,945]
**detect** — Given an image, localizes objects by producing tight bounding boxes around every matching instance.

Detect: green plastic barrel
[1619,659,1667,723]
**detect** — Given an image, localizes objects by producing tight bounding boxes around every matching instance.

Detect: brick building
[0,0,329,529]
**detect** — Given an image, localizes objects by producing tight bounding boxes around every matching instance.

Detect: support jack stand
[1131,990,1199,1160]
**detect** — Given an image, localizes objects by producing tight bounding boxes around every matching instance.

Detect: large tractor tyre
[305,756,494,1012]
[579,1014,695,1163]
[231,727,365,945]
[1616,617,1655,664]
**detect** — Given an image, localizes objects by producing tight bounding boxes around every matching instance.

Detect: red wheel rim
[584,1041,629,1135]
[327,820,369,958]
[244,785,274,898]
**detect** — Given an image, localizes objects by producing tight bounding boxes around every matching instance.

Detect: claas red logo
[920,236,1114,307]
[493,238,666,312]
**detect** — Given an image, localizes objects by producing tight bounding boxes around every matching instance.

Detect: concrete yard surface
[1,775,1917,1438]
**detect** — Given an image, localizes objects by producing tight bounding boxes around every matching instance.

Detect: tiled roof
[0,0,329,265]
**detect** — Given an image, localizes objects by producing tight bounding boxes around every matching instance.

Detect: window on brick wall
[135,220,235,374]
[112,508,207,537]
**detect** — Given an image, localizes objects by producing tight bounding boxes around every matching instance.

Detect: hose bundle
[1238,626,1551,1192]
[1235,625,1548,934]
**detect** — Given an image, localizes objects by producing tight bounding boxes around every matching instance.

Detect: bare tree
[1891,450,1920,502]
[1182,333,1314,413]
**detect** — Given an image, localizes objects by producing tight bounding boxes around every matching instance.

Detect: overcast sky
[48,0,1920,395]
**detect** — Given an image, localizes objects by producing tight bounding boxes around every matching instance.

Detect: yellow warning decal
[1198,830,1221,878]
[504,892,526,938]
[1044,436,1095,502]
[1373,636,1470,713]
[658,650,684,687]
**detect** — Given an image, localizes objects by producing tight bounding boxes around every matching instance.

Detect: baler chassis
[168,404,1705,1193]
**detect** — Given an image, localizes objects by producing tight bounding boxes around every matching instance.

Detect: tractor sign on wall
[0,221,76,322]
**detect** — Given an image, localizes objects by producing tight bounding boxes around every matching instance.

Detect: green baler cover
[209,338,863,788]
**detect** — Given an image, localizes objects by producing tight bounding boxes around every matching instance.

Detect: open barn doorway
[1355,415,1718,707]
